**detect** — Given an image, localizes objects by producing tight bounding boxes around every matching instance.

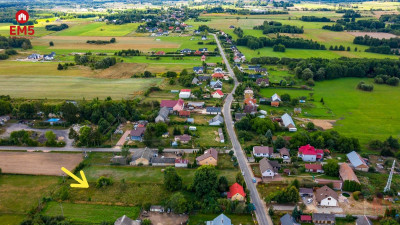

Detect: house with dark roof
[174,134,192,144]
[305,164,324,173]
[256,78,269,87]
[155,107,170,123]
[299,188,314,197]
[279,148,291,163]
[316,185,338,207]
[253,146,273,157]
[227,183,246,201]
[196,148,218,166]
[347,151,369,171]
[130,148,157,166]
[130,127,146,141]
[280,213,299,225]
[235,113,247,121]
[198,75,211,82]
[244,105,257,114]
[210,80,223,90]
[193,66,204,74]
[312,213,336,225]
[206,107,221,115]
[151,157,176,166]
[181,48,192,54]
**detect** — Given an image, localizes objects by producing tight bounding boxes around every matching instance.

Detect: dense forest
[0,36,32,49]
[236,35,325,50]
[353,35,400,55]
[253,21,304,34]
[323,19,386,32]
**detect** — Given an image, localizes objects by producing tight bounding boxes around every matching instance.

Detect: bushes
[254,21,304,34]
[357,81,374,91]
[343,180,361,192]
[96,176,113,188]
[273,44,285,52]
[352,191,361,201]
[87,38,116,45]
[45,24,69,31]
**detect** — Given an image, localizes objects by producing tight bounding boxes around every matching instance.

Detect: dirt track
[0,152,82,176]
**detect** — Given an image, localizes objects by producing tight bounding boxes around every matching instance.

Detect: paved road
[213,34,271,225]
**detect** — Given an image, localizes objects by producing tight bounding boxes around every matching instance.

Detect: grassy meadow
[44,202,140,224]
[260,78,400,148]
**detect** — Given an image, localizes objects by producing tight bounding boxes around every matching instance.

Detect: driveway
[0,123,73,148]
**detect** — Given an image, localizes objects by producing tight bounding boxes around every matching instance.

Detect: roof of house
[281,113,295,128]
[356,216,373,225]
[253,146,273,155]
[235,113,247,121]
[347,151,368,168]
[150,157,176,164]
[259,158,274,173]
[212,90,224,96]
[305,164,323,171]
[114,215,141,225]
[180,89,191,93]
[160,100,179,108]
[132,148,154,161]
[315,185,338,202]
[212,73,224,78]
[256,78,269,84]
[269,161,281,169]
[206,107,221,113]
[244,105,257,114]
[272,93,281,102]
[175,134,192,142]
[130,127,146,137]
[312,213,335,222]
[179,111,191,116]
[339,163,360,183]
[298,144,324,157]
[279,148,290,156]
[206,214,231,225]
[209,114,224,124]
[299,188,313,194]
[244,98,257,106]
[175,158,189,164]
[301,215,312,221]
[187,101,205,107]
[192,77,199,84]
[198,75,211,81]
[158,107,170,119]
[196,148,218,162]
[280,213,297,225]
[227,182,246,198]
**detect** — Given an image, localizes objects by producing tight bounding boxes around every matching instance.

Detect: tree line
[236,35,325,50]
[0,35,32,49]
[86,38,116,45]
[74,54,117,69]
[45,24,69,31]
[323,19,387,32]
[354,35,400,55]
[374,75,400,86]
[300,16,331,22]
[253,21,304,34]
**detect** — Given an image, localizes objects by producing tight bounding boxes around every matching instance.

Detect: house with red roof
[179,110,190,117]
[212,90,224,99]
[179,89,191,99]
[227,183,246,201]
[212,73,224,79]
[244,98,257,106]
[298,144,324,162]
[160,99,184,112]
[155,51,165,55]
[305,164,324,173]
[300,215,312,223]
[194,50,202,55]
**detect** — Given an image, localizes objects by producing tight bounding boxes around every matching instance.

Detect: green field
[44,202,140,224]
[0,75,163,100]
[260,78,400,147]
[0,214,26,225]
[53,22,140,36]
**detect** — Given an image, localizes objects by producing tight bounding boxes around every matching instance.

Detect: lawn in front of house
[188,213,254,225]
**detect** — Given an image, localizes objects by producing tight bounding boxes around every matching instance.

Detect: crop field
[44,202,140,224]
[0,152,82,176]
[53,22,140,36]
[260,78,400,148]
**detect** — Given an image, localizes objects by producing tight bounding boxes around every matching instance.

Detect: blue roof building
[206,214,232,225]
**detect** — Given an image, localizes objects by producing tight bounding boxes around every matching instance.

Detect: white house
[253,146,273,157]
[316,185,338,207]
[179,89,191,99]
[298,144,324,162]
[259,158,276,179]
[272,93,281,102]
[212,90,224,99]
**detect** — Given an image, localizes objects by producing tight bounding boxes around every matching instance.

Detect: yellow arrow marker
[61,167,89,188]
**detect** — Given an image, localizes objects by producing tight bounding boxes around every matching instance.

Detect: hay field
[0,152,83,176]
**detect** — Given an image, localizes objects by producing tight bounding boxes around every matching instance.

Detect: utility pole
[384,160,396,192]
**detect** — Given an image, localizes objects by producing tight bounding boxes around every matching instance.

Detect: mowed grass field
[44,202,140,224]
[260,78,400,148]
[0,74,163,100]
[53,22,140,36]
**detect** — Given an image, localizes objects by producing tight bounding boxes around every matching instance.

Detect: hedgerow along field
[260,78,400,149]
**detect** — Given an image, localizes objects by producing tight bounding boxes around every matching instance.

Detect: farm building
[179,89,191,99]
[339,163,360,183]
[218,128,225,143]
[298,144,324,162]
[150,205,164,213]
[281,113,297,132]
[155,107,170,123]
[271,93,281,107]
[253,146,273,158]
[346,151,369,171]
[305,164,324,173]
[196,148,218,166]
[227,183,246,201]
[44,52,56,61]
[313,213,336,225]
[206,107,221,115]
[315,185,338,207]
[209,114,224,126]
[280,214,299,225]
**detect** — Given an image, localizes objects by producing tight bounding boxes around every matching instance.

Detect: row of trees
[45,24,69,31]
[236,35,325,50]
[354,35,400,55]
[0,35,32,49]
[300,16,331,22]
[74,55,117,69]
[86,38,116,45]
[253,21,304,34]
[374,75,400,86]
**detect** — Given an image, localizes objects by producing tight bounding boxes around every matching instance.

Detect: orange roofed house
[227,183,246,201]
[196,148,218,166]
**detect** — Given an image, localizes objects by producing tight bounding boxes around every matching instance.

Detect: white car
[307,198,313,204]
